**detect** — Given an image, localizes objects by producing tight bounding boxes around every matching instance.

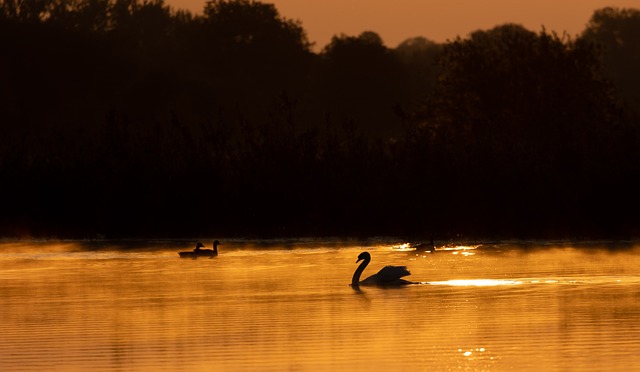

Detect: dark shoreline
[2,4,639,245]
[1,227,638,246]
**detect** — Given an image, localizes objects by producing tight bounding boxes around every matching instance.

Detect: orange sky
[166,0,640,49]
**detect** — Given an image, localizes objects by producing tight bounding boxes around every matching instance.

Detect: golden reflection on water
[430,279,523,286]
[1,241,639,371]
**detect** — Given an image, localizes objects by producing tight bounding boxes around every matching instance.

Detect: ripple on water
[1,241,639,371]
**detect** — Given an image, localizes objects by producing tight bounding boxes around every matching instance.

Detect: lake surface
[1,239,639,371]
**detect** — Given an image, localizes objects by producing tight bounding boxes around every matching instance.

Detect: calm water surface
[1,239,639,371]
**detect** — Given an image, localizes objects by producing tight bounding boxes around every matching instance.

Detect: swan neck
[352,258,370,286]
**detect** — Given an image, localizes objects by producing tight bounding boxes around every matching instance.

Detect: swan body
[179,241,221,258]
[351,251,413,287]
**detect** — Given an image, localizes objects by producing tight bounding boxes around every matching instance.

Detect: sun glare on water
[430,279,523,286]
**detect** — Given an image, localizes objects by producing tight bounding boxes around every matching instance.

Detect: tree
[580,7,640,115]
[194,0,313,122]
[412,24,627,234]
[202,0,310,52]
[394,36,443,105]
[318,31,407,137]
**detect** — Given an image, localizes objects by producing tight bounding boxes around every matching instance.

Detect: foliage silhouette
[0,1,639,239]
[318,31,408,137]
[580,7,640,116]
[411,24,637,236]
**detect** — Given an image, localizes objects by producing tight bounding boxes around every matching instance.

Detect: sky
[166,0,640,49]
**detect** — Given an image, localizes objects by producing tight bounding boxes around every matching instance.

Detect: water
[1,239,639,371]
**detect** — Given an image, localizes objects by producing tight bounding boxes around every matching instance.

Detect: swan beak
[356,258,363,263]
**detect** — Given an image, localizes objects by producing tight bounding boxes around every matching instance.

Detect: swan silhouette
[351,251,414,287]
[178,241,221,258]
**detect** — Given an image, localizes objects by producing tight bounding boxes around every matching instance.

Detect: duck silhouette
[179,241,221,259]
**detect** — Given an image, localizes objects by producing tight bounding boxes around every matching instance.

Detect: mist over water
[1,240,639,371]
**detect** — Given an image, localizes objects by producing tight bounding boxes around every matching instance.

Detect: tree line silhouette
[1,1,639,239]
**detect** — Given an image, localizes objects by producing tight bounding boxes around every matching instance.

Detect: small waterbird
[178,240,221,259]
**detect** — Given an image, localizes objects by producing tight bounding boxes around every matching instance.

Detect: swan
[178,240,221,258]
[351,251,414,287]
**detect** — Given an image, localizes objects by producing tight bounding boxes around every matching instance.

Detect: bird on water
[179,240,221,258]
[351,251,414,287]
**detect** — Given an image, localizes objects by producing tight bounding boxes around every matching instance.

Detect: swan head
[196,242,205,249]
[213,240,221,246]
[356,251,371,263]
